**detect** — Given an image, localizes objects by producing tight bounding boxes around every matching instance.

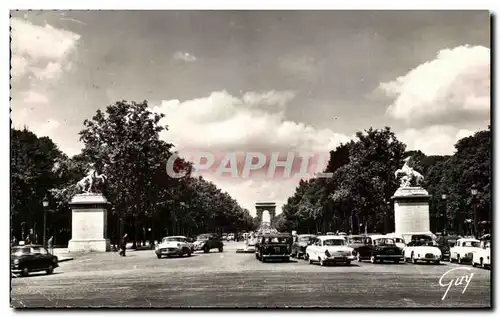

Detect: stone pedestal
[391,187,431,234]
[68,193,111,253]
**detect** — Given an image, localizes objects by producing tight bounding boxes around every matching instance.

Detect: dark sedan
[435,235,461,261]
[291,234,315,259]
[354,235,403,264]
[11,245,59,277]
[255,233,293,262]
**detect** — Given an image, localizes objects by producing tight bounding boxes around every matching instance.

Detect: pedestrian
[47,236,54,255]
[119,233,128,256]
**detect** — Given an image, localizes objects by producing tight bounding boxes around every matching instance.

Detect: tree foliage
[11,101,256,246]
[280,127,491,236]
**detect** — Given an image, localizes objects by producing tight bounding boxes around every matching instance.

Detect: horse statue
[76,164,107,194]
[394,156,424,187]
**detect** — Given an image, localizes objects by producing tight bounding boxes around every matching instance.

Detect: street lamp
[42,196,49,246]
[441,194,447,235]
[471,185,478,238]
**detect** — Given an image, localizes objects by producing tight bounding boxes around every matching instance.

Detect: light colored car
[155,236,193,259]
[385,233,406,250]
[450,238,480,264]
[403,236,442,264]
[227,233,235,241]
[472,240,490,269]
[305,235,355,266]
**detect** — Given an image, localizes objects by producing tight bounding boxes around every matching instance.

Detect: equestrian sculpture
[394,156,424,188]
[76,163,107,194]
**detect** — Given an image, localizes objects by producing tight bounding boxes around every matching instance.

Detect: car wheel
[157,254,161,259]
[218,246,223,252]
[186,250,192,257]
[434,260,440,265]
[21,267,28,277]
[394,260,400,264]
[480,258,484,268]
[46,265,54,275]
[357,253,362,262]
[203,246,209,253]
[284,256,290,262]
[457,255,462,264]
[319,257,325,266]
[345,260,351,266]
[472,261,477,267]
[308,255,313,264]
[370,255,376,264]
[411,254,418,264]
[304,253,309,261]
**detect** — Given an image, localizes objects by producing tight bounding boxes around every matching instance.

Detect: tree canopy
[277,127,491,236]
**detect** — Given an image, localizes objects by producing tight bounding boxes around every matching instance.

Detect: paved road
[11,242,491,308]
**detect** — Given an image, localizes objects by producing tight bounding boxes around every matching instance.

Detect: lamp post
[42,196,49,247]
[441,194,447,235]
[471,185,478,238]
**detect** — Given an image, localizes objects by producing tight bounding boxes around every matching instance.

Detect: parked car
[385,233,406,250]
[403,237,442,264]
[305,235,355,266]
[435,235,461,261]
[255,233,292,262]
[450,238,480,264]
[11,245,59,277]
[291,234,316,259]
[354,235,403,264]
[193,233,224,253]
[346,235,366,250]
[227,233,235,241]
[155,236,193,258]
[472,239,490,269]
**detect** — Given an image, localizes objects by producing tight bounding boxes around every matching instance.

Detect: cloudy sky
[10,11,491,214]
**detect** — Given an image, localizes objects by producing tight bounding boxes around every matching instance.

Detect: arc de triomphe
[255,202,276,227]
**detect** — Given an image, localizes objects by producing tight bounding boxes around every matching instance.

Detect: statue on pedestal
[394,156,424,188]
[75,163,107,194]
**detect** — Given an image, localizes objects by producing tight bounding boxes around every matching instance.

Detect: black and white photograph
[8,8,492,309]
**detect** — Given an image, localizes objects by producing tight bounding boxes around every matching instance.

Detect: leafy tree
[11,128,66,242]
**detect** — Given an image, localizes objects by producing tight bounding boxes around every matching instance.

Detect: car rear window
[11,247,30,255]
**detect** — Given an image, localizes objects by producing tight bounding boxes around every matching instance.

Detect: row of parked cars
[246,231,491,267]
[154,234,224,258]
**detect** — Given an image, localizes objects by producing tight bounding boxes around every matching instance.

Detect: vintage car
[435,235,461,261]
[11,245,59,277]
[346,235,366,250]
[472,238,490,269]
[236,236,258,253]
[385,233,406,250]
[354,235,403,264]
[403,237,442,264]
[305,235,355,266]
[291,234,316,259]
[155,236,193,258]
[450,238,480,264]
[193,233,224,253]
[255,233,292,262]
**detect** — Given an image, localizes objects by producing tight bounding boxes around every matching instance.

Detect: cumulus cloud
[399,125,477,156]
[173,51,197,63]
[380,45,490,127]
[151,91,351,214]
[10,18,80,146]
[11,18,81,81]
